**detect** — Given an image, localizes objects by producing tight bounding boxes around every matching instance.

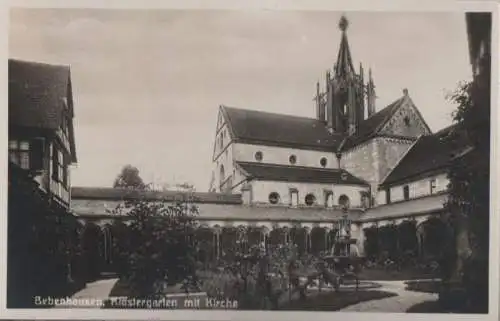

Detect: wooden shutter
[30,138,45,171]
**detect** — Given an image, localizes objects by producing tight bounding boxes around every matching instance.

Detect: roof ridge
[9,58,70,70]
[223,105,321,122]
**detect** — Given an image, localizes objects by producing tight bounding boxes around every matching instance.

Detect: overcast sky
[9,8,472,191]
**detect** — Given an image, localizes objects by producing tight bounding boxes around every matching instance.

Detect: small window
[386,188,391,204]
[324,190,333,208]
[289,154,297,165]
[340,172,348,181]
[360,192,371,209]
[268,192,280,204]
[430,179,437,194]
[255,151,263,162]
[403,185,410,201]
[320,157,327,167]
[338,194,350,209]
[9,140,31,170]
[305,193,316,206]
[404,116,410,126]
[289,189,299,207]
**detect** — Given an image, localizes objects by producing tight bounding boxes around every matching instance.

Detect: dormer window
[289,155,297,165]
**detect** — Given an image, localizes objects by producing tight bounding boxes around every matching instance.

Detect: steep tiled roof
[72,198,363,222]
[381,124,468,186]
[222,106,344,151]
[221,95,408,153]
[237,161,368,185]
[9,59,77,162]
[339,97,405,150]
[71,187,243,205]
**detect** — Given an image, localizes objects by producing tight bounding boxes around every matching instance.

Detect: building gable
[379,95,432,138]
[9,59,77,163]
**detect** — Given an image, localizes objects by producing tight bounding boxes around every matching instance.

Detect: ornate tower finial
[339,15,349,32]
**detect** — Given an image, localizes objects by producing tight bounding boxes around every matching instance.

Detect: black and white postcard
[2,0,498,320]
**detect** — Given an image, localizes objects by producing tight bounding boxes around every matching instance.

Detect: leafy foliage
[440,24,491,311]
[113,165,146,190]
[7,163,85,308]
[442,67,490,312]
[109,193,200,298]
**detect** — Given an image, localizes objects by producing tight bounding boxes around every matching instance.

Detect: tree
[113,165,146,190]
[110,192,200,298]
[441,56,490,313]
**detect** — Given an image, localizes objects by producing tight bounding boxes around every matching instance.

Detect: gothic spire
[335,15,355,79]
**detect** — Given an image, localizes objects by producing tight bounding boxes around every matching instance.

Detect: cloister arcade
[76,212,448,274]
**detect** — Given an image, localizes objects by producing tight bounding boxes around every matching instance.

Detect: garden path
[339,280,438,313]
[71,278,119,301]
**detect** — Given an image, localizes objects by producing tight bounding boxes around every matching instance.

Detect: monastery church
[72,16,465,260]
[210,16,445,209]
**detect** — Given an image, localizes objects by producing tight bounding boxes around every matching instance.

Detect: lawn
[279,290,397,311]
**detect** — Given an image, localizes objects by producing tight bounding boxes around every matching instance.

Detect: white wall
[377,172,449,205]
[232,143,337,169]
[250,180,369,208]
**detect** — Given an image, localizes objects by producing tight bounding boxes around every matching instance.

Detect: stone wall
[340,139,379,194]
[376,137,415,184]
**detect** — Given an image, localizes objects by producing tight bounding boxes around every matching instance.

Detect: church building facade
[72,16,469,262]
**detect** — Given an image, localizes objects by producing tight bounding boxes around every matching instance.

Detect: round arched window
[305,193,316,206]
[289,154,297,165]
[255,151,263,162]
[320,157,327,167]
[268,192,280,204]
[338,194,350,209]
